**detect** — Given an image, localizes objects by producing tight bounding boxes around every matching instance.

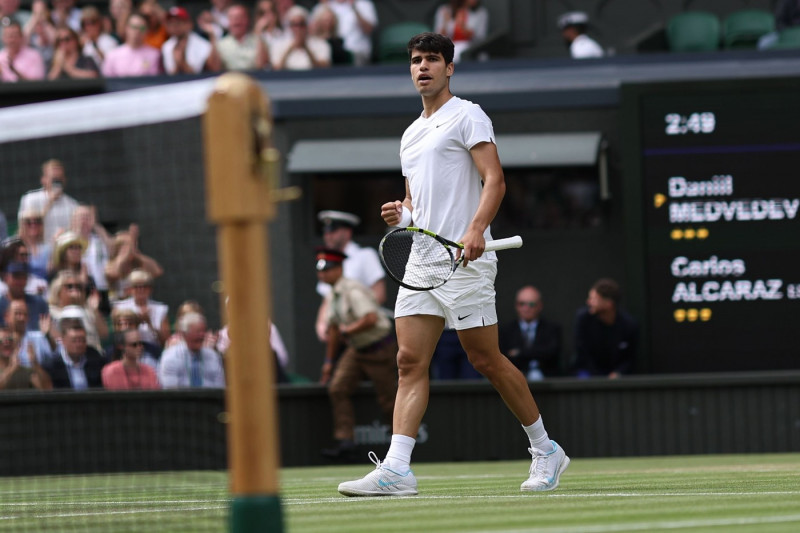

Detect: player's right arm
[381,178,412,226]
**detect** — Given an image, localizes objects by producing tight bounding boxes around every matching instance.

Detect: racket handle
[485,235,523,251]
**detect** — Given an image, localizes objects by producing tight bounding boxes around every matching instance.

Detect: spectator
[314,210,385,342]
[0,262,49,332]
[70,206,112,312]
[573,278,639,378]
[309,3,350,65]
[430,327,481,380]
[311,0,376,66]
[48,26,99,79]
[758,0,800,49]
[254,0,285,51]
[17,209,52,284]
[557,11,604,59]
[101,328,160,390]
[498,285,562,380]
[275,0,294,25]
[102,12,161,77]
[164,299,218,349]
[50,0,80,31]
[108,0,133,42]
[18,159,79,243]
[0,237,48,297]
[21,0,55,65]
[271,5,330,70]
[112,269,170,348]
[162,6,220,74]
[104,224,164,302]
[0,0,32,43]
[214,3,270,70]
[138,0,168,49]
[43,322,107,389]
[106,306,160,368]
[2,299,54,367]
[315,247,397,462]
[49,230,90,286]
[79,6,118,70]
[196,0,234,40]
[434,0,488,62]
[0,18,45,81]
[48,271,107,352]
[0,326,52,390]
[158,311,225,388]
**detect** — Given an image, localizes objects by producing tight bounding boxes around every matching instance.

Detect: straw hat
[53,231,88,269]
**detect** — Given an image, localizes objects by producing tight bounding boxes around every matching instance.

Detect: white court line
[0,505,226,521]
[488,513,800,533]
[0,500,229,507]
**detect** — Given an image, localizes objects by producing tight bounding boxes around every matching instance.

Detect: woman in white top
[112,269,170,348]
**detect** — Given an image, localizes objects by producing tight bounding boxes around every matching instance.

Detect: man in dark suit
[499,286,562,379]
[43,322,107,389]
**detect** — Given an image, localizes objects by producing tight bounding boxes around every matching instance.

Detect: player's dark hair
[592,278,621,305]
[407,32,455,65]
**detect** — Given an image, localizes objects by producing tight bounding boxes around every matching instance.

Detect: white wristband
[396,206,412,228]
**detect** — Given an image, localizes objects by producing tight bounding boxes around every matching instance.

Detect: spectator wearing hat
[213,3,270,71]
[17,159,79,243]
[48,271,107,353]
[314,210,385,342]
[557,11,603,59]
[43,321,107,389]
[49,230,90,285]
[316,246,397,461]
[271,5,330,70]
[104,224,164,303]
[0,262,49,332]
[0,236,48,297]
[79,5,118,70]
[112,269,170,348]
[162,5,221,74]
[159,311,225,388]
[102,11,162,77]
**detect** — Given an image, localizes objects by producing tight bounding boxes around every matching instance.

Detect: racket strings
[381,230,454,290]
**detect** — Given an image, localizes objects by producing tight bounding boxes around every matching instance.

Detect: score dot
[684,228,696,239]
[671,229,683,240]
[674,309,686,322]
[687,308,699,321]
[700,308,712,321]
[696,228,709,239]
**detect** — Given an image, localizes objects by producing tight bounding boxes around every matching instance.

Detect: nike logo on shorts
[458,314,472,320]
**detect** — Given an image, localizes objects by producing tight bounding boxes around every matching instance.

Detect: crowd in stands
[0,0,386,80]
[0,158,291,391]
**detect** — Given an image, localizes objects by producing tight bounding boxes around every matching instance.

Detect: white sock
[522,416,552,454]
[383,434,415,472]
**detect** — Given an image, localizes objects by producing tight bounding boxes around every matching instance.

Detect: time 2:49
[665,112,716,135]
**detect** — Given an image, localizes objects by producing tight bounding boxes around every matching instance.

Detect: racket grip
[485,236,523,251]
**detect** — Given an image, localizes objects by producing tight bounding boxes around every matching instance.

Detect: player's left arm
[461,140,506,265]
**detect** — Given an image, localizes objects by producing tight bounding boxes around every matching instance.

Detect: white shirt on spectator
[313,0,377,65]
[82,34,119,69]
[270,35,331,70]
[162,32,213,74]
[570,34,604,58]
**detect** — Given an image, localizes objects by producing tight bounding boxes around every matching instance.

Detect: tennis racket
[379,227,523,291]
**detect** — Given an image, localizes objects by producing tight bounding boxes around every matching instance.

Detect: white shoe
[520,440,570,492]
[338,451,418,497]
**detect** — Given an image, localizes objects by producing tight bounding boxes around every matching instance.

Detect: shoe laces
[368,451,382,470]
[527,447,548,477]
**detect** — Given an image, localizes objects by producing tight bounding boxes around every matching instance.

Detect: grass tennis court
[1,454,798,532]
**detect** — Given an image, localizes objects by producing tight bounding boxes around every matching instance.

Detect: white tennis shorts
[394,260,498,330]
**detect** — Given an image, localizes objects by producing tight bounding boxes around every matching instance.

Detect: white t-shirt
[316,240,384,297]
[113,298,169,346]
[162,32,213,74]
[18,189,79,243]
[570,34,604,58]
[82,34,119,69]
[400,96,496,261]
[270,35,331,70]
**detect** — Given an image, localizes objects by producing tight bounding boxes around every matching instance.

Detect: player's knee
[396,348,426,378]
[468,351,500,377]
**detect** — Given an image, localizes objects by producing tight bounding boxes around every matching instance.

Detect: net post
[203,72,286,533]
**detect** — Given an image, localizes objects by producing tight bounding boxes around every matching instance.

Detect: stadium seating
[772,26,800,49]
[723,9,775,49]
[377,22,432,63]
[666,11,721,52]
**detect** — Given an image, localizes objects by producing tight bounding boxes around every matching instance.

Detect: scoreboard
[623,77,800,373]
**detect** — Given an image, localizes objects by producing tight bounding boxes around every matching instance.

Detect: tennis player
[338,32,569,497]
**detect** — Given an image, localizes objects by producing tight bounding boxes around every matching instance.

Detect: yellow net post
[203,73,299,532]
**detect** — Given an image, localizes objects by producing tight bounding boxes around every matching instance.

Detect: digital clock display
[624,78,800,373]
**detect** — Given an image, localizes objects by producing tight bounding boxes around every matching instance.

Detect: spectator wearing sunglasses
[499,285,562,380]
[112,269,170,348]
[48,271,107,353]
[79,5,118,69]
[101,329,160,390]
[48,25,99,79]
[102,11,161,77]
